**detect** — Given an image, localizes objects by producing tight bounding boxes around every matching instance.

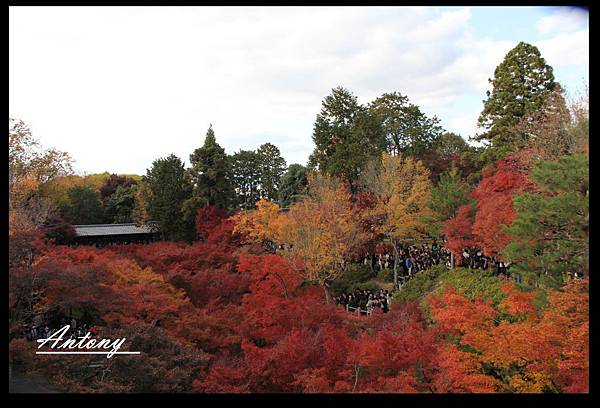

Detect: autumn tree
[421,132,472,183]
[443,204,477,265]
[427,278,589,393]
[471,157,534,258]
[364,153,433,287]
[474,42,558,155]
[195,205,229,242]
[230,199,283,245]
[131,181,152,225]
[275,174,366,301]
[9,118,73,235]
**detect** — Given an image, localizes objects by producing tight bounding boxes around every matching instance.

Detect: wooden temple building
[71,223,161,247]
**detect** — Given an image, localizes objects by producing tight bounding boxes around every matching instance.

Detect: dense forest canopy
[9,41,588,393]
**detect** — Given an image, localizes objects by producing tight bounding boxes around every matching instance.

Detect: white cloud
[9,6,589,174]
[537,7,588,36]
[537,28,589,68]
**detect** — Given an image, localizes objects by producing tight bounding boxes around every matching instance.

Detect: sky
[9,6,589,176]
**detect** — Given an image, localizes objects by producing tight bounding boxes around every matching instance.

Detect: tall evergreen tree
[63,186,106,225]
[309,87,385,192]
[256,142,286,201]
[145,154,193,241]
[475,42,558,153]
[368,91,443,158]
[188,125,235,210]
[231,149,262,210]
[278,164,308,208]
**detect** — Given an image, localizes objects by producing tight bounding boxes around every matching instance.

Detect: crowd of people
[271,240,517,317]
[25,317,91,342]
[459,247,511,276]
[362,242,452,276]
[334,288,391,315]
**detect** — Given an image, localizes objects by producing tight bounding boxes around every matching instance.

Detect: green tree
[308,87,385,192]
[104,184,138,223]
[256,142,286,201]
[63,186,106,225]
[475,42,558,153]
[231,149,261,210]
[100,174,137,201]
[278,164,308,208]
[145,154,193,241]
[428,165,474,237]
[369,91,443,157]
[432,132,470,161]
[502,154,588,288]
[188,125,235,210]
[429,166,473,221]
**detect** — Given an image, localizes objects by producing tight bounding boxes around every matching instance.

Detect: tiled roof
[73,223,158,237]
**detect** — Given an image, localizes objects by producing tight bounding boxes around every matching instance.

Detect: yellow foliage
[276,174,366,286]
[369,153,433,243]
[230,199,284,243]
[506,370,557,393]
[108,258,183,298]
[132,182,152,225]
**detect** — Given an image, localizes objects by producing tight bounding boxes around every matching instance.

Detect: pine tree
[256,143,286,201]
[189,125,235,211]
[475,42,557,153]
[428,165,474,237]
[309,87,385,192]
[231,149,262,210]
[145,154,193,241]
[278,164,308,208]
[63,185,106,224]
[368,91,443,158]
[502,154,588,288]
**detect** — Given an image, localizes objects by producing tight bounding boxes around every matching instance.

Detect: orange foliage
[427,279,588,393]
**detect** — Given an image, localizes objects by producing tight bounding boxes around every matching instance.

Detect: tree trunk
[450,252,454,269]
[392,240,399,288]
[323,284,333,304]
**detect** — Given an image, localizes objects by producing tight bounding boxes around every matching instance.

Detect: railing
[345,305,373,316]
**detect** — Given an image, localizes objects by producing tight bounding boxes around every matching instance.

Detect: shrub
[350,280,380,292]
[436,267,506,307]
[377,268,394,283]
[330,264,374,294]
[391,264,447,304]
